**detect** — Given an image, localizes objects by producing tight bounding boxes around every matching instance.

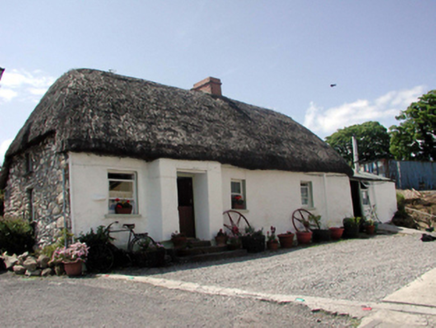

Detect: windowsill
[104,214,142,219]
[301,206,316,211]
[231,208,249,213]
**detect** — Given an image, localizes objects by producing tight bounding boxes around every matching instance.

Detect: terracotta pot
[63,261,83,277]
[296,231,312,245]
[329,227,344,240]
[215,235,228,246]
[115,207,132,214]
[366,225,375,235]
[267,240,279,251]
[278,233,294,248]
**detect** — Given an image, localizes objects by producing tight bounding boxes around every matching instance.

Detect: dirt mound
[397,190,436,230]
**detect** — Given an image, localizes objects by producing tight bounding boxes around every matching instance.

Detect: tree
[325,121,391,166]
[390,90,436,161]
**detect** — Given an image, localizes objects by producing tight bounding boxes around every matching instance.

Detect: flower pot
[241,235,266,253]
[343,225,359,239]
[63,261,83,277]
[171,236,187,248]
[312,229,331,243]
[267,240,279,251]
[215,235,228,246]
[115,207,132,214]
[232,203,245,210]
[296,231,312,245]
[366,225,375,235]
[278,233,294,248]
[329,227,344,240]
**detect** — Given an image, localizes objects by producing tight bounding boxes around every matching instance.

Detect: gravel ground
[118,234,436,302]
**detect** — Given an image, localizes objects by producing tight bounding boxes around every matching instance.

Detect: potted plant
[365,219,376,235]
[134,239,166,268]
[240,226,265,253]
[171,231,187,248]
[114,198,133,214]
[309,215,331,242]
[227,226,241,250]
[215,229,228,246]
[342,217,361,239]
[232,195,245,209]
[51,241,89,277]
[295,216,312,245]
[266,226,279,251]
[329,226,344,240]
[277,231,294,248]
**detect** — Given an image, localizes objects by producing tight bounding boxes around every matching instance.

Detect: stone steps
[174,238,248,263]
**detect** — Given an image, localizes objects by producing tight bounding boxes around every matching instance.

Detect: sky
[1,1,435,165]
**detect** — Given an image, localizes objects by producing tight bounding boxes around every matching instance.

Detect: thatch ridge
[0,69,352,187]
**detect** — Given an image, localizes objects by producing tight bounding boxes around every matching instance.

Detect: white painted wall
[69,153,354,247]
[221,166,353,234]
[367,180,397,223]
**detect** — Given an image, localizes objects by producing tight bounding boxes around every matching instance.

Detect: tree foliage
[389,90,436,161]
[325,121,391,166]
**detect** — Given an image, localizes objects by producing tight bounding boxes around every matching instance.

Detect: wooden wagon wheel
[223,210,251,235]
[292,208,317,232]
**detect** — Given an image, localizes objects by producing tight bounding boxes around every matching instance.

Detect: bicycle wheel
[129,235,152,253]
[86,243,114,273]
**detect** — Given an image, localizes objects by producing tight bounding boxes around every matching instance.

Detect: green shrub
[396,192,407,215]
[0,217,35,255]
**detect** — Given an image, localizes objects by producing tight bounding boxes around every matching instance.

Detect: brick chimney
[192,77,222,96]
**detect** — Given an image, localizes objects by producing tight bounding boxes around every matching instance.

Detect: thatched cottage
[1,69,367,246]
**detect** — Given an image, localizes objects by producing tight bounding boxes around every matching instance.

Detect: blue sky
[1,1,435,165]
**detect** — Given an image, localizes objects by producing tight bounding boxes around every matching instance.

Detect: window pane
[109,181,134,199]
[231,181,241,194]
[108,173,134,180]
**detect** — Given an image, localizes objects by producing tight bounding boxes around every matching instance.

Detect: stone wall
[3,136,71,247]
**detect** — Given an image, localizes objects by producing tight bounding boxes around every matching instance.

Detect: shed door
[177,177,196,238]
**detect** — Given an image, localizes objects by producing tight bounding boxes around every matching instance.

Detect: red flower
[115,198,120,202]
[116,204,123,209]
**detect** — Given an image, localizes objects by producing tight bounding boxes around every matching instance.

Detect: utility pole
[352,135,360,173]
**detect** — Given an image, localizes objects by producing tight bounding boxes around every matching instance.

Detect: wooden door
[177,177,196,238]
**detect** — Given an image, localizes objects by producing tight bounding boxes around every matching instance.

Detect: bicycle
[110,221,168,268]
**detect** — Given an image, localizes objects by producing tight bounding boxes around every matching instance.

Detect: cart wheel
[292,208,316,232]
[223,210,251,235]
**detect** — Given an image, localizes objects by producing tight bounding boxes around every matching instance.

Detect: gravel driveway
[119,234,436,302]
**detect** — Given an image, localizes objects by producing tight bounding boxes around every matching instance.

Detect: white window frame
[108,171,138,214]
[231,179,246,210]
[300,181,313,208]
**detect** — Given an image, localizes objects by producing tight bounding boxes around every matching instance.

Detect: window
[108,172,137,214]
[27,188,34,221]
[25,153,33,174]
[300,182,313,207]
[231,179,246,210]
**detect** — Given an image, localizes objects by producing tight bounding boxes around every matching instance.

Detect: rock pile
[0,251,54,276]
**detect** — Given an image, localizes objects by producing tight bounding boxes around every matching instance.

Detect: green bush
[396,192,407,215]
[0,217,35,255]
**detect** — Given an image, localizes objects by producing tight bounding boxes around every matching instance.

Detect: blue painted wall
[389,160,436,190]
[363,160,436,190]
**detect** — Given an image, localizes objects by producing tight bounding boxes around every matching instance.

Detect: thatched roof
[0,69,352,187]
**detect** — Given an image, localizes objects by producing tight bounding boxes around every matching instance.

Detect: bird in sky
[330,84,336,87]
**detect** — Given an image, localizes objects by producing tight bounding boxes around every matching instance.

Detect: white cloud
[0,139,13,166]
[0,69,55,104]
[304,86,426,138]
[0,88,18,102]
